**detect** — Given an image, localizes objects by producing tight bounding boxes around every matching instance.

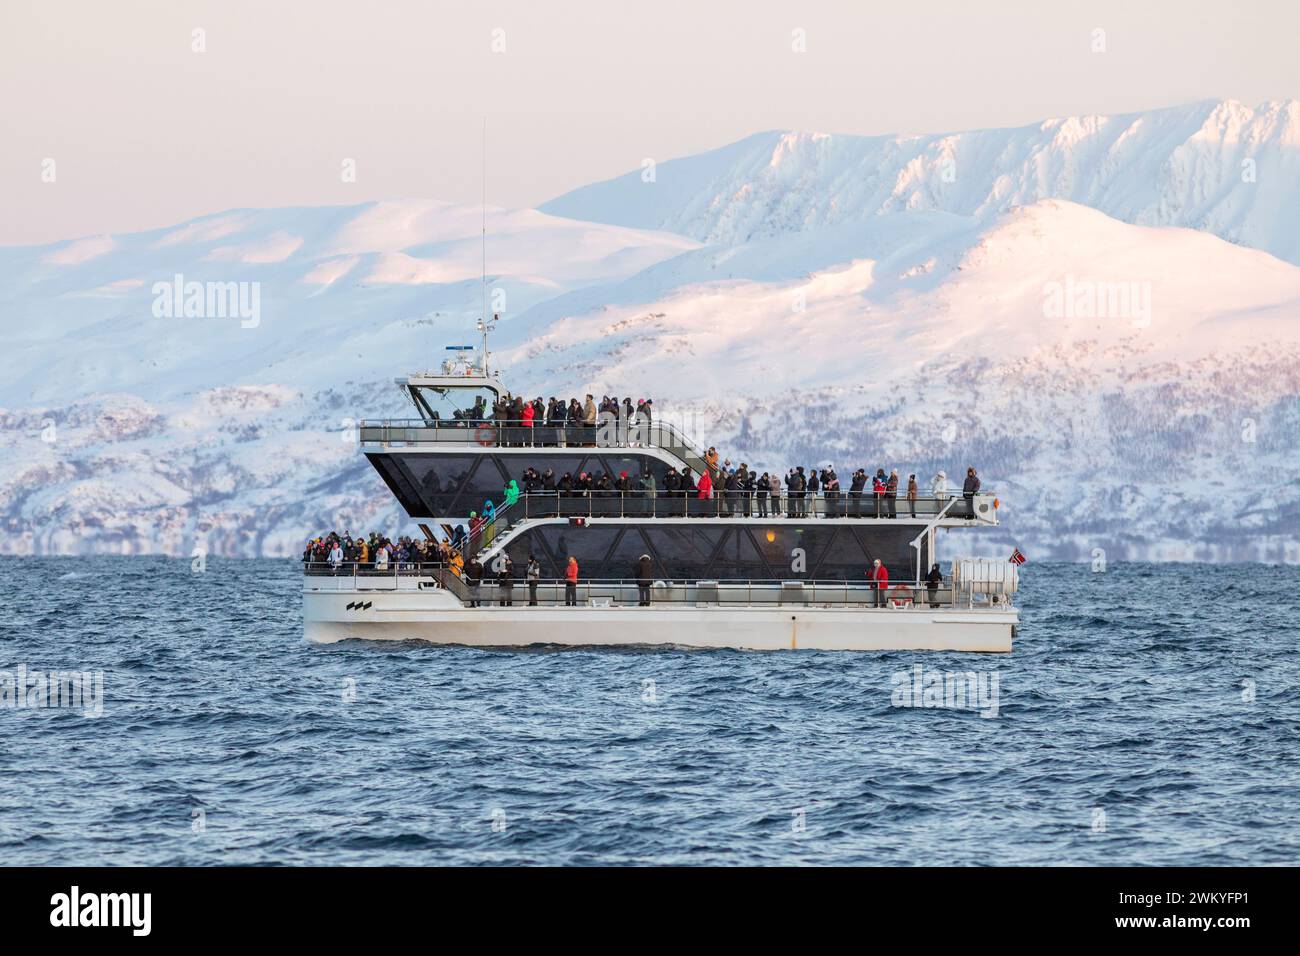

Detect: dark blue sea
[1,557,1296,866]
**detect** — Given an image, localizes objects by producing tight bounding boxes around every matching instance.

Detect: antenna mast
[480,117,489,375]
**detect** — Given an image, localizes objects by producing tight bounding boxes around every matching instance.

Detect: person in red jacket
[521,401,534,444]
[870,558,889,608]
[564,556,579,606]
[696,468,713,501]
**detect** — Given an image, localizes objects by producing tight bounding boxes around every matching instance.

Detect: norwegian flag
[1009,548,1027,565]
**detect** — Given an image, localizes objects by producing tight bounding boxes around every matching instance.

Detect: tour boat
[303,333,1020,651]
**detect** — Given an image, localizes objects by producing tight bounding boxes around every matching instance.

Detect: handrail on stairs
[909,496,958,584]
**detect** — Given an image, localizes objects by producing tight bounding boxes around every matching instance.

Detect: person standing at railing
[639,470,656,501]
[769,471,782,516]
[636,399,652,446]
[720,469,736,516]
[565,556,579,606]
[788,468,807,518]
[328,539,343,573]
[870,558,889,608]
[664,467,681,500]
[931,470,948,502]
[526,555,541,606]
[807,467,819,517]
[583,394,598,446]
[696,467,713,503]
[482,500,497,548]
[741,467,755,517]
[756,472,769,517]
[887,469,899,519]
[550,398,567,447]
[873,469,887,518]
[907,474,919,518]
[963,467,981,520]
[635,554,653,606]
[926,563,944,608]
[466,557,483,607]
[521,401,534,445]
[849,468,866,518]
[680,468,696,507]
[497,554,515,606]
[824,468,840,517]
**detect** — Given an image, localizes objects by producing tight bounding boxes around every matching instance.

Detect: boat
[303,324,1020,651]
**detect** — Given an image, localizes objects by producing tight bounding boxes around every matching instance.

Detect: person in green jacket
[503,479,520,507]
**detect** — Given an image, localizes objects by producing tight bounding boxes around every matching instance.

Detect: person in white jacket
[328,541,343,572]
[931,471,949,501]
[374,544,390,571]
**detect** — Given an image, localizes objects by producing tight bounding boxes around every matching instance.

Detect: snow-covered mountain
[2,99,1298,561]
[543,99,1300,264]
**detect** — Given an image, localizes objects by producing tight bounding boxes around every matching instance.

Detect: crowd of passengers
[439,392,654,442]
[302,531,464,575]
[502,461,983,519]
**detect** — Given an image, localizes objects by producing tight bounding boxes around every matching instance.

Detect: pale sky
[3,0,1297,246]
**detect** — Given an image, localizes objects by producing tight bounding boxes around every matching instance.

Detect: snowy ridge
[543,99,1300,264]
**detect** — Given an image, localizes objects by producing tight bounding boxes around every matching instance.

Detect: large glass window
[408,385,497,424]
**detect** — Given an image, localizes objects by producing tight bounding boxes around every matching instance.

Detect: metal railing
[472,490,990,523]
[301,563,967,609]
[358,418,710,470]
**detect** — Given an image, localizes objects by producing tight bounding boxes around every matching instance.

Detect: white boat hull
[303,584,1016,652]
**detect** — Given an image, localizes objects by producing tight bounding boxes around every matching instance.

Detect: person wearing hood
[328,539,344,572]
[451,524,467,552]
[769,471,782,516]
[663,466,681,501]
[696,467,714,503]
[962,467,981,520]
[551,397,567,447]
[496,554,515,606]
[482,500,496,547]
[870,558,889,608]
[679,468,696,512]
[634,553,654,606]
[932,471,949,502]
[520,400,534,444]
[926,562,944,608]
[886,469,899,519]
[503,479,520,509]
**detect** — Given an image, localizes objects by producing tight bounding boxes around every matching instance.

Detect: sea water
[1,556,1296,865]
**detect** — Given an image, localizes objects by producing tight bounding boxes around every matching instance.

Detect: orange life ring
[475,425,497,447]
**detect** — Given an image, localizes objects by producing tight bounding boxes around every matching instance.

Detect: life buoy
[475,425,496,447]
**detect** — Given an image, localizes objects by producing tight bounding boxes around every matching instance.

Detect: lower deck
[302,573,1017,652]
